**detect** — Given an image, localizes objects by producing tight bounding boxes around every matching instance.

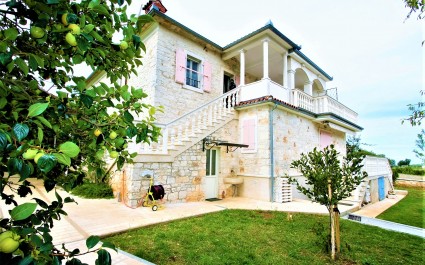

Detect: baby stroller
[142,173,165,211]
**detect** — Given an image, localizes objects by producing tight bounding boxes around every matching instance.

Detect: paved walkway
[352,189,407,218]
[0,179,414,264]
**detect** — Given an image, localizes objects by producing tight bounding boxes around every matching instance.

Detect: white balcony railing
[239,79,358,124]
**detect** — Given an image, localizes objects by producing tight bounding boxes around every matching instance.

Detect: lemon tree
[0,0,159,264]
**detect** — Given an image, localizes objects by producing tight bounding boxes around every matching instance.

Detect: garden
[104,209,424,265]
[377,186,425,228]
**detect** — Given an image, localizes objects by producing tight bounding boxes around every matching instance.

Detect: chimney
[142,0,168,14]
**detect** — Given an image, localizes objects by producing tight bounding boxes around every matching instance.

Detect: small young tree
[413,129,425,165]
[290,145,367,260]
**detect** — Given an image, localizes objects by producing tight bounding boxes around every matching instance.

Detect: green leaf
[123,110,134,123]
[86,89,96,97]
[13,123,29,141]
[59,141,80,158]
[101,241,116,251]
[83,24,95,34]
[53,153,71,166]
[30,234,43,247]
[90,30,105,43]
[28,102,49,117]
[88,0,100,9]
[0,97,7,109]
[0,52,13,65]
[117,156,125,170]
[18,255,34,265]
[29,54,38,71]
[19,163,31,181]
[132,34,141,50]
[94,85,106,96]
[36,116,53,129]
[137,15,155,24]
[131,88,146,99]
[37,154,57,173]
[92,5,110,16]
[7,157,23,175]
[4,27,18,41]
[86,235,100,249]
[10,202,37,221]
[37,127,43,144]
[95,249,111,265]
[47,0,59,4]
[81,94,93,108]
[33,54,44,68]
[57,91,68,99]
[0,132,8,150]
[121,91,131,101]
[29,80,39,90]
[95,149,104,160]
[15,57,29,76]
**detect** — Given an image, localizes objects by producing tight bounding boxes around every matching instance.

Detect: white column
[239,49,245,86]
[304,81,313,95]
[283,51,288,88]
[262,39,269,79]
[288,69,295,90]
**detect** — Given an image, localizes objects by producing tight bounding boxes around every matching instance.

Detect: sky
[126,0,423,164]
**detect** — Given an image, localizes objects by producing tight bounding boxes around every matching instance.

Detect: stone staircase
[340,180,368,207]
[131,88,241,163]
[339,156,394,207]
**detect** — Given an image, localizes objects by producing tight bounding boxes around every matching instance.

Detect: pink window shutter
[235,75,240,86]
[203,61,212,92]
[320,131,332,149]
[175,48,186,84]
[243,119,256,150]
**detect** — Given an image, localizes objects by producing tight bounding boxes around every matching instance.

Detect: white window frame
[183,50,204,93]
[241,117,258,153]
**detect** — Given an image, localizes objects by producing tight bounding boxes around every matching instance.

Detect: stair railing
[141,87,241,154]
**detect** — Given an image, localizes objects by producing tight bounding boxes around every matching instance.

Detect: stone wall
[111,119,240,207]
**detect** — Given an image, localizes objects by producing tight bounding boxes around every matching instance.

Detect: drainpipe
[269,102,278,202]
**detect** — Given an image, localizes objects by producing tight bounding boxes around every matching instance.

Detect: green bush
[392,166,425,177]
[71,183,114,199]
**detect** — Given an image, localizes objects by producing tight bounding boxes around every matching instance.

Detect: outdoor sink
[224,177,244,185]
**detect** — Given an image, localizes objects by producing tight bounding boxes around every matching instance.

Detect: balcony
[238,79,358,126]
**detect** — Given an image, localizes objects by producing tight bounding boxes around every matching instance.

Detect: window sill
[183,84,204,94]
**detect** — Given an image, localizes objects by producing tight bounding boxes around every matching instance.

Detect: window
[175,48,212,92]
[186,56,201,88]
[241,118,257,152]
[206,149,217,176]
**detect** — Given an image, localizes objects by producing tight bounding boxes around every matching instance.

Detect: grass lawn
[377,186,424,228]
[104,210,424,265]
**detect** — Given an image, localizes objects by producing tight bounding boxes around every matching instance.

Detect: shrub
[71,183,114,199]
[392,166,425,179]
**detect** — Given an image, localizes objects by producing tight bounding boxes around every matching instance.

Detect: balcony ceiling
[243,44,284,85]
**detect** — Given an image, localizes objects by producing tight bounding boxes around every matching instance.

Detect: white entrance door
[204,149,218,199]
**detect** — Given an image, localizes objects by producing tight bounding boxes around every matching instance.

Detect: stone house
[89,1,392,208]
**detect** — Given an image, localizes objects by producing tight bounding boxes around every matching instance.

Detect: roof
[148,9,333,80]
[223,23,301,50]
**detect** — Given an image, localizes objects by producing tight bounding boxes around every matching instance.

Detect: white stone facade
[105,11,362,205]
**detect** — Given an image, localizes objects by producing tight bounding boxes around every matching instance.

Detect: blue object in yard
[378,177,385,201]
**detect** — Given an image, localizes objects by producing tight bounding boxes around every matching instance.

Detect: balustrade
[140,88,240,154]
[138,78,358,155]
